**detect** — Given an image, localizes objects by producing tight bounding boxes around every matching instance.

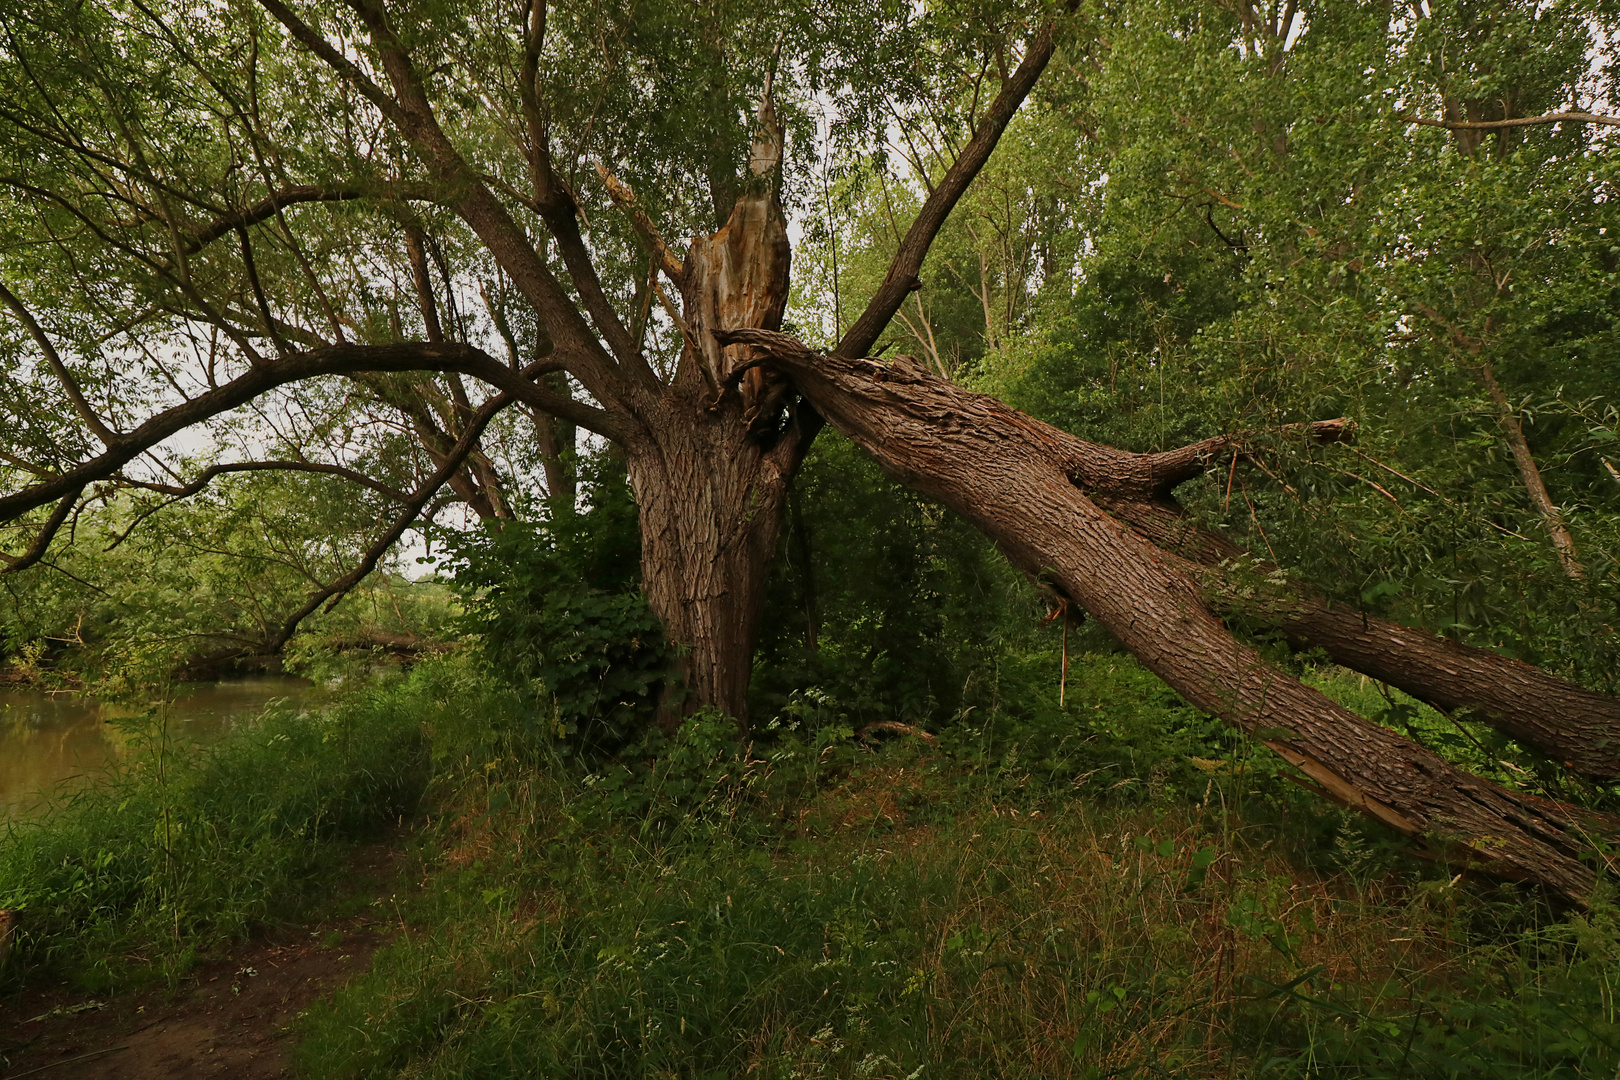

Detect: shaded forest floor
[0,839,409,1079]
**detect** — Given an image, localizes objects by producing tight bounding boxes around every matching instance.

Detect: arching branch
[0,280,121,446]
[0,487,84,574]
[187,183,434,252]
[264,388,514,652]
[258,0,635,408]
[104,461,416,552]
[0,342,619,528]
[837,9,1074,359]
[1402,110,1620,131]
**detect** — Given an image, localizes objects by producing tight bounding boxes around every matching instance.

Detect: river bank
[1,656,1615,1078]
[0,678,314,821]
[0,837,406,1080]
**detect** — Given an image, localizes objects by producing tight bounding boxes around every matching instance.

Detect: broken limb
[718,327,1617,902]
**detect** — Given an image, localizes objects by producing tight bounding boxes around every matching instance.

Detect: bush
[438,453,676,755]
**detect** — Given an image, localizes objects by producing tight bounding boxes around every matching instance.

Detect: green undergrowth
[287,655,1620,1080]
[0,675,438,991]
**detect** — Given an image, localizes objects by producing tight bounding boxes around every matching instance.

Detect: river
[0,677,313,820]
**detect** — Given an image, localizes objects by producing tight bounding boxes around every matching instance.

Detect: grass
[291,655,1620,1079]
[0,675,431,990]
[1,652,1615,1075]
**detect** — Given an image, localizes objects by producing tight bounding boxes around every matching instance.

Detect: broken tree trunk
[620,81,805,726]
[718,328,1618,902]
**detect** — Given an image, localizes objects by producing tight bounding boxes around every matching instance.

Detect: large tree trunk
[626,392,799,725]
[622,91,803,727]
[720,329,1619,901]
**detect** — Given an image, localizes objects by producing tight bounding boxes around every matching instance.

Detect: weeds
[0,677,430,990]
[292,655,1620,1079]
[2,652,1613,1075]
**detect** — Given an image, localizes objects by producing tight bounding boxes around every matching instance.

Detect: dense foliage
[439,453,674,752]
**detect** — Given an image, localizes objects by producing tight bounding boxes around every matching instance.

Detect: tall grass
[0,676,432,989]
[1,651,1613,1074]
[293,655,1620,1080]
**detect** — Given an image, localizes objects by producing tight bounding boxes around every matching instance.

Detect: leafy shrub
[438,453,675,754]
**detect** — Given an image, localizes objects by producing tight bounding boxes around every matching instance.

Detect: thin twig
[1400,110,1620,131]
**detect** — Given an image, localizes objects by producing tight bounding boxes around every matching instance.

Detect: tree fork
[720,328,1617,901]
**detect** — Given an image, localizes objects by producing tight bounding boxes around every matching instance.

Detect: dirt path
[0,842,408,1079]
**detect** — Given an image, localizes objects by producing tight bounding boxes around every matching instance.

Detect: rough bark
[620,83,803,726]
[720,329,1617,901]
[625,388,804,724]
[1104,500,1620,780]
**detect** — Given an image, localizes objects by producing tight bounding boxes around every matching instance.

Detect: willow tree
[3,0,1620,898]
[0,0,1064,710]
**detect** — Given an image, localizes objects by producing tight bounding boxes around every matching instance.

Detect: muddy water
[0,677,312,819]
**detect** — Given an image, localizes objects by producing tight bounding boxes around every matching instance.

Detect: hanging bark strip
[718,329,1618,901]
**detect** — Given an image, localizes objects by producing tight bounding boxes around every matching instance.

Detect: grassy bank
[2,654,1616,1076]
[297,657,1618,1079]
[0,679,432,990]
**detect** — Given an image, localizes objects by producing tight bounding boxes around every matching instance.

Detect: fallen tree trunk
[1108,500,1620,781]
[719,328,1618,902]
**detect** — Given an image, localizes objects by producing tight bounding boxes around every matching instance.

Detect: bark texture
[622,84,804,725]
[1107,500,1620,780]
[626,390,802,723]
[720,328,1618,901]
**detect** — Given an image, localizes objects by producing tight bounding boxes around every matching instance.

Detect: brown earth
[0,842,408,1080]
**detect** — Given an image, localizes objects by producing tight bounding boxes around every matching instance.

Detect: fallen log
[719,328,1618,902]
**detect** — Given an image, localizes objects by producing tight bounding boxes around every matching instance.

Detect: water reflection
[0,677,312,820]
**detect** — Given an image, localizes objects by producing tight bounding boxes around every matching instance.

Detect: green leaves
[438,453,674,754]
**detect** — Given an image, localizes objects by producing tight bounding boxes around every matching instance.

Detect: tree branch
[0,487,84,574]
[1401,110,1620,130]
[265,388,513,651]
[0,280,121,446]
[104,460,415,552]
[595,162,687,287]
[258,0,633,410]
[186,184,432,252]
[0,342,622,527]
[1132,418,1355,495]
[509,4,653,384]
[254,0,409,125]
[837,10,1072,359]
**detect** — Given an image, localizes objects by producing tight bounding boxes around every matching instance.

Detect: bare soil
[0,842,408,1080]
